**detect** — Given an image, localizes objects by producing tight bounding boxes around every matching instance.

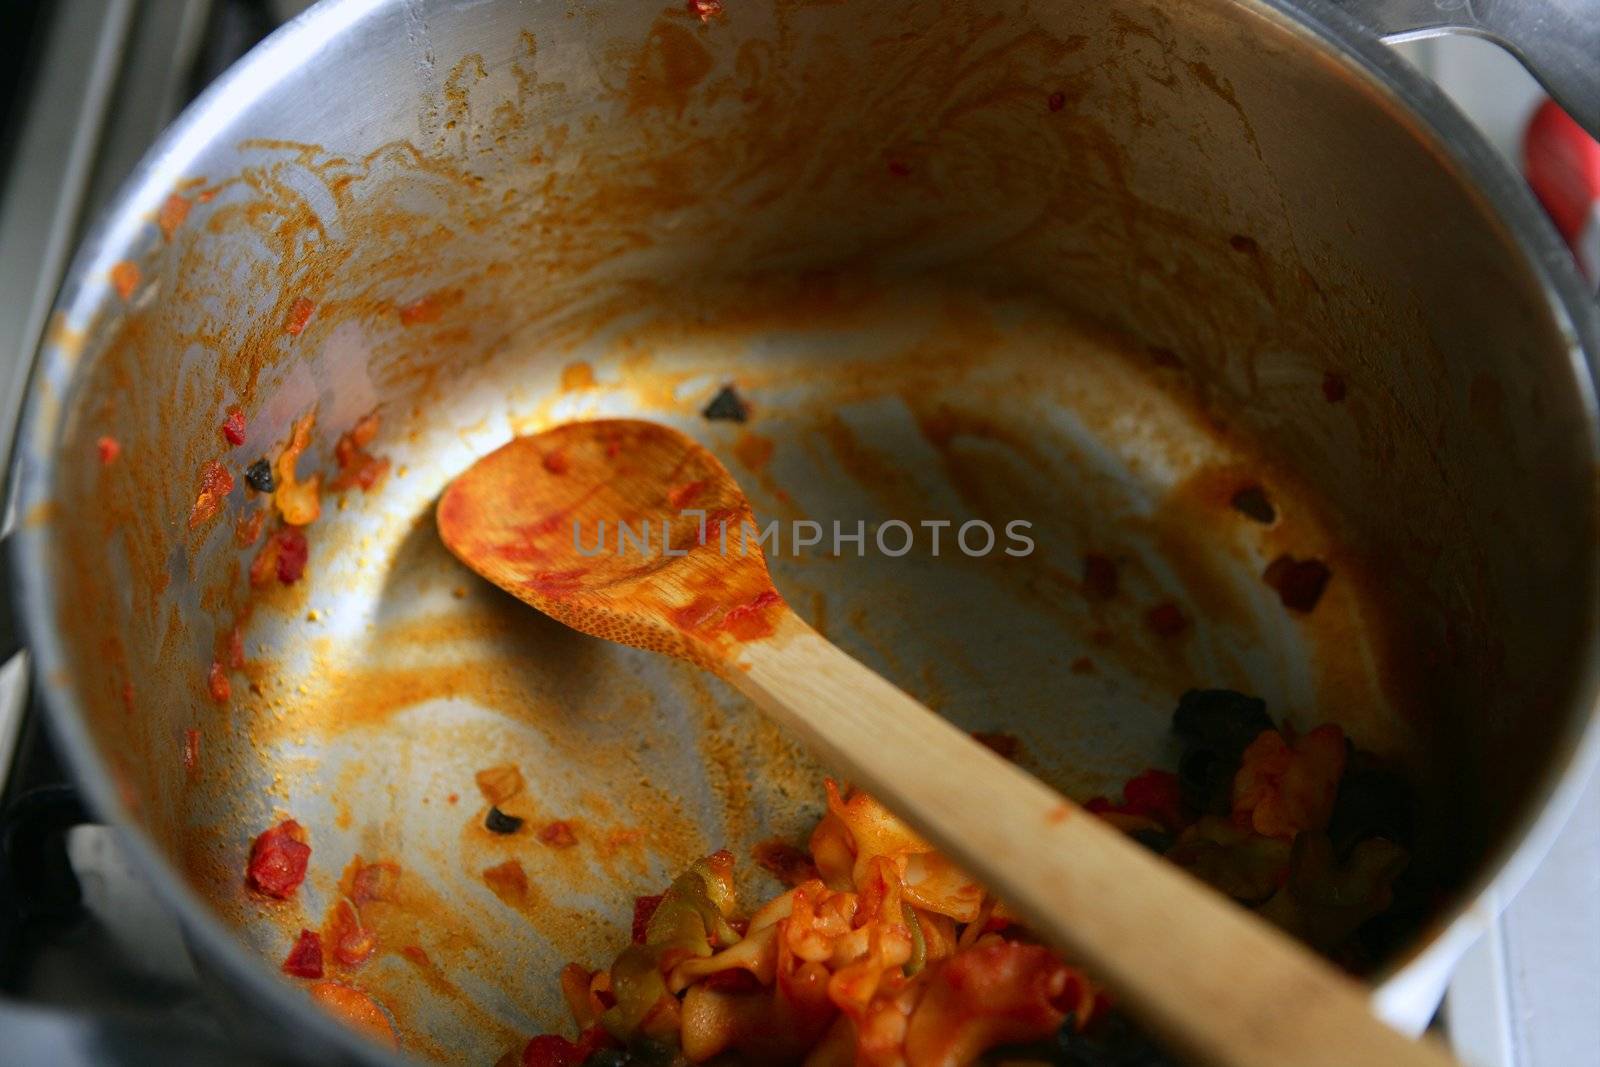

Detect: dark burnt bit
[1047,90,1066,112]
[1228,234,1259,254]
[701,384,750,423]
[1321,371,1347,403]
[244,458,275,493]
[1263,554,1332,612]
[1230,485,1276,524]
[484,807,524,834]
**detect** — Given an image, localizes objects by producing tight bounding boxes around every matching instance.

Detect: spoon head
[437,419,787,667]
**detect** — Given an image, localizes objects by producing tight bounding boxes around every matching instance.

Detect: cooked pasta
[503,688,1418,1067]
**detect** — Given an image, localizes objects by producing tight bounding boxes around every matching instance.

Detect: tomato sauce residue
[666,479,706,509]
[484,859,530,903]
[206,661,230,704]
[188,460,234,529]
[110,260,140,301]
[398,290,459,326]
[752,839,817,887]
[157,193,191,241]
[631,894,664,943]
[308,981,396,1048]
[221,407,247,446]
[96,436,120,465]
[560,361,597,391]
[530,568,589,594]
[182,729,201,776]
[235,508,265,547]
[285,297,316,335]
[542,449,570,475]
[670,597,721,633]
[719,588,782,640]
[732,432,773,471]
[538,821,578,848]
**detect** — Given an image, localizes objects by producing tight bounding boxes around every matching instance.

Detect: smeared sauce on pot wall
[32,0,1596,1061]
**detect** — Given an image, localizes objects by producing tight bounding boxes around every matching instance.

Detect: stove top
[0,5,1591,1066]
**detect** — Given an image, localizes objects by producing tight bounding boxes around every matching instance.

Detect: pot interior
[23,0,1598,1063]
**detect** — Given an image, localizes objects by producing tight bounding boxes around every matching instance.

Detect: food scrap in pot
[700,384,750,423]
[1264,554,1332,613]
[110,261,140,302]
[157,193,190,241]
[1230,485,1276,524]
[221,407,247,446]
[687,0,723,23]
[485,807,524,835]
[250,527,309,586]
[509,692,1414,1066]
[285,297,315,336]
[476,764,525,806]
[273,411,321,526]
[537,820,578,849]
[244,458,275,494]
[327,899,377,968]
[246,819,310,899]
[282,929,325,979]
[331,411,389,492]
[1144,601,1187,638]
[206,661,230,704]
[235,507,265,546]
[96,436,120,465]
[187,460,234,529]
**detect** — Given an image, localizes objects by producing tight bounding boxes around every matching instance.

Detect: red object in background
[1524,99,1600,281]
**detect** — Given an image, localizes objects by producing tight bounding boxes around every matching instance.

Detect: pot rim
[7,0,1599,1057]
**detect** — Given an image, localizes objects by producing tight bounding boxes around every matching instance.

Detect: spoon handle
[726,610,1458,1067]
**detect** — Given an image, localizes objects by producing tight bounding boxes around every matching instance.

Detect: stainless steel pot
[7,1,1600,1064]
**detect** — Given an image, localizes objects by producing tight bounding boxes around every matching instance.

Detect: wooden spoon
[437,418,1457,1067]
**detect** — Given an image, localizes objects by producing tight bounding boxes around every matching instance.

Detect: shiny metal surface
[7,0,1600,1064]
[1332,0,1600,144]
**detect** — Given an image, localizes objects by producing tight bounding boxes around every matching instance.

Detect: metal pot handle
[1331,0,1600,145]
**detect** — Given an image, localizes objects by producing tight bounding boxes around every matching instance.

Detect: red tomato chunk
[282,929,324,978]
[247,819,310,899]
